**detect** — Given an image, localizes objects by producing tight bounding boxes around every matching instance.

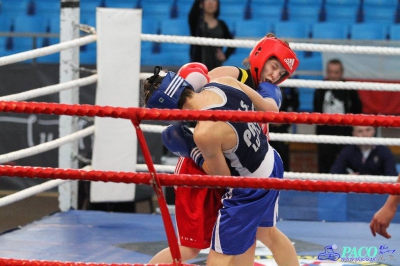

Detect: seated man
[143,67,299,266]
[330,126,397,176]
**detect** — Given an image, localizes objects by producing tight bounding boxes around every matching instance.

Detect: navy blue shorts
[210,149,284,255]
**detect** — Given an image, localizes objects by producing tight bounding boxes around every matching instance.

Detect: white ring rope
[0,74,98,102]
[0,126,95,164]
[140,73,400,92]
[0,165,91,208]
[140,124,400,146]
[140,73,153,80]
[292,42,400,55]
[284,172,398,183]
[0,35,97,66]
[136,164,175,173]
[270,133,400,146]
[281,79,400,91]
[0,179,67,208]
[141,34,400,55]
[134,164,398,183]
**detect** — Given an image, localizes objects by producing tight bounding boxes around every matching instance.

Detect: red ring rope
[0,165,398,195]
[0,101,399,127]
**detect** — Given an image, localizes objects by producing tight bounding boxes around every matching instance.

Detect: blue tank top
[202,82,274,177]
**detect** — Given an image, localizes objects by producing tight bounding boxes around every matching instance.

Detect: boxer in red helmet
[210,33,299,138]
[149,33,300,266]
[248,35,299,86]
[211,33,299,89]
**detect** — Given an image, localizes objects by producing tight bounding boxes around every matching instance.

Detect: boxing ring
[0,7,400,266]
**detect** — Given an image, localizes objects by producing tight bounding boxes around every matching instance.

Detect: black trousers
[317,143,345,173]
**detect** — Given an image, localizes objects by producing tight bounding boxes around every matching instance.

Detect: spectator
[330,126,398,176]
[188,0,235,70]
[313,59,362,173]
[370,174,400,239]
[269,86,299,171]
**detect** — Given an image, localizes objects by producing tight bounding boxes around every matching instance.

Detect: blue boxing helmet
[146,67,194,109]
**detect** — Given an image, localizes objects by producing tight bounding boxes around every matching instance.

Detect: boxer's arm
[194,122,231,177]
[208,66,239,81]
[213,76,279,112]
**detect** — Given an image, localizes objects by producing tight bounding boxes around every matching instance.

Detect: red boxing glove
[177,62,210,92]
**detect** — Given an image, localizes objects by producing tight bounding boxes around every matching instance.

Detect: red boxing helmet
[249,36,299,85]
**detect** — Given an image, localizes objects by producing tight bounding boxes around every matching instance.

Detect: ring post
[58,0,80,211]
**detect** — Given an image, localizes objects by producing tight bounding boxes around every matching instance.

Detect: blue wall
[279,191,400,223]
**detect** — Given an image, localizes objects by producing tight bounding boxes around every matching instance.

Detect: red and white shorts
[174,157,226,249]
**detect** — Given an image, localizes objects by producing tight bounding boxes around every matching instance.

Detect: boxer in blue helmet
[145,66,194,109]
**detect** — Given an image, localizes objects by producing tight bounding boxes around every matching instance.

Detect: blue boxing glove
[257,82,282,109]
[161,125,205,167]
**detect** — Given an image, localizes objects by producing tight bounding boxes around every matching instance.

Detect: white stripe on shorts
[273,195,279,226]
[174,156,185,174]
[214,211,222,253]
